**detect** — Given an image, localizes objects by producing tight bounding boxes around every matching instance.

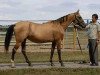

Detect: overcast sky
[0,0,100,20]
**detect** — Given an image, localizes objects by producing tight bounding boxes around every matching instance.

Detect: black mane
[51,14,69,24]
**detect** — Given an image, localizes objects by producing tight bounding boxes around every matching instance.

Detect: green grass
[0,51,97,63]
[0,68,100,75]
[0,51,100,75]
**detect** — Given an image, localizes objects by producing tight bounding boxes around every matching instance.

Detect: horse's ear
[76,9,80,14]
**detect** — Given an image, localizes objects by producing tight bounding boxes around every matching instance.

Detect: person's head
[92,14,98,22]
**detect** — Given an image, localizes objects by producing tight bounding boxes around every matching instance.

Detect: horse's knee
[12,48,17,54]
[14,43,21,49]
[57,49,61,52]
[22,50,26,54]
[22,50,25,52]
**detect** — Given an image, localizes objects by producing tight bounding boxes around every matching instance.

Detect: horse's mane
[51,14,69,24]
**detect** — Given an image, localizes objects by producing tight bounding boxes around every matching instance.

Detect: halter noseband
[74,14,83,25]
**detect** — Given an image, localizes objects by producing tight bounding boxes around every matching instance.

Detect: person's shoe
[95,63,99,66]
[90,63,99,66]
[90,63,95,66]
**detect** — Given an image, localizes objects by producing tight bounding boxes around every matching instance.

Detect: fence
[0,31,88,52]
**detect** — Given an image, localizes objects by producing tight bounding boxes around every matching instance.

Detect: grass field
[0,51,90,63]
[0,51,100,75]
[0,68,100,75]
[0,50,100,63]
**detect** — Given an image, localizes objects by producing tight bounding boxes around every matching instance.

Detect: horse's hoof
[51,63,55,66]
[61,63,65,67]
[28,63,32,66]
[61,64,65,67]
[11,66,16,68]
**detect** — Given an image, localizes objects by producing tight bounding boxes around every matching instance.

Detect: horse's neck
[60,14,74,31]
[61,20,73,31]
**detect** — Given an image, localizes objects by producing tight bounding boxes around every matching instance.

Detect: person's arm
[97,24,100,41]
[74,24,90,30]
[96,31,100,45]
[85,24,90,29]
[97,32,100,40]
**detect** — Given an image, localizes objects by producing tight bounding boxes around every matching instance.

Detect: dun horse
[4,10,86,67]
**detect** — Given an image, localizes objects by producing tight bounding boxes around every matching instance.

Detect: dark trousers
[88,39,98,64]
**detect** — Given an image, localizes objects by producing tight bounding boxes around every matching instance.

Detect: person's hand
[96,40,100,44]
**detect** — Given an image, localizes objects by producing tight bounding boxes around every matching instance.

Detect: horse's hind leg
[11,42,21,68]
[21,39,31,66]
[57,40,64,66]
[50,41,56,66]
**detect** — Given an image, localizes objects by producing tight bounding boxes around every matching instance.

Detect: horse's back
[13,21,64,43]
[14,21,30,29]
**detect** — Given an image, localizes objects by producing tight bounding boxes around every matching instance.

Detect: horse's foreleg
[11,43,21,68]
[50,41,56,66]
[50,49,55,66]
[57,41,64,66]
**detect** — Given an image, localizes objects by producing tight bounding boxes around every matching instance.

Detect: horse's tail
[4,24,15,52]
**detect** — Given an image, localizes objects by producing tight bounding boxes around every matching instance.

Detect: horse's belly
[27,35,54,43]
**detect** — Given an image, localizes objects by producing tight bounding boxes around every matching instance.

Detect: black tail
[4,25,15,52]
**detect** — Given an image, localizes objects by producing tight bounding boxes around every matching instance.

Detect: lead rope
[75,28,83,53]
[73,23,83,53]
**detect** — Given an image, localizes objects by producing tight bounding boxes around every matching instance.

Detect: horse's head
[73,10,86,28]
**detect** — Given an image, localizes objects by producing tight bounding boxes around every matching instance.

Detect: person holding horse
[74,14,100,66]
[86,14,100,66]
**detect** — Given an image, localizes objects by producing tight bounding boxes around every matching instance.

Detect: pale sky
[0,0,100,20]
